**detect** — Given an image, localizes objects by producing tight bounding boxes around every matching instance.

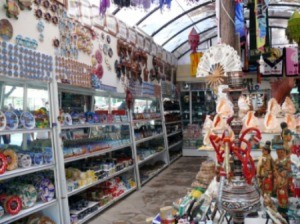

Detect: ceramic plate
[5,111,19,130]
[20,112,35,129]
[0,111,6,131]
[64,113,72,126]
[0,19,13,41]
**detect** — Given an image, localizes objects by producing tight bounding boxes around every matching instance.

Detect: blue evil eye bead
[2,41,7,48]
[14,65,18,70]
[14,45,18,51]
[8,44,13,50]
[2,48,7,54]
[8,64,12,69]
[14,71,18,77]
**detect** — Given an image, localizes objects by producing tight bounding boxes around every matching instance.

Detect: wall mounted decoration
[137,33,144,50]
[37,20,45,41]
[117,20,127,40]
[44,12,52,22]
[55,56,92,88]
[105,15,118,36]
[0,19,13,41]
[50,3,58,12]
[35,8,43,19]
[42,0,50,9]
[151,42,157,56]
[18,0,33,10]
[128,28,136,45]
[144,38,150,54]
[0,40,53,81]
[52,16,58,25]
[4,0,21,19]
[15,35,38,49]
[34,0,42,5]
[53,0,65,6]
[106,35,111,44]
[53,38,60,48]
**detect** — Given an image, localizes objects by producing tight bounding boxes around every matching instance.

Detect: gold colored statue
[274,144,291,215]
[257,141,274,195]
[280,122,292,157]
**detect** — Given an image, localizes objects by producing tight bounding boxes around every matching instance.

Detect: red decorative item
[94,65,103,79]
[125,89,133,110]
[0,153,8,174]
[4,196,22,215]
[188,27,199,53]
[291,144,300,157]
[95,50,102,64]
[210,127,262,184]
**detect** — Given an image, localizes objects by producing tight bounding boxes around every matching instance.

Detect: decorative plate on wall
[5,111,19,130]
[0,111,7,131]
[0,19,13,41]
[20,112,35,129]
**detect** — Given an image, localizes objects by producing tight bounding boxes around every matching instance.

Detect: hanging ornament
[99,0,110,17]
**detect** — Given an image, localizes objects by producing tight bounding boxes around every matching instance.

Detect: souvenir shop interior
[0,0,299,224]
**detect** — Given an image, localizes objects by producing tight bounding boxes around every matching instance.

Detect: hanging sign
[262,48,284,76]
[128,28,137,44]
[286,47,299,76]
[151,42,157,55]
[117,21,128,40]
[144,38,151,53]
[137,33,144,49]
[105,15,118,36]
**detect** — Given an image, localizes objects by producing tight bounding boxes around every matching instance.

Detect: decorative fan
[197,44,242,91]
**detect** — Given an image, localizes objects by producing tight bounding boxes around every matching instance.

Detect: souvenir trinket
[50,3,58,12]
[44,12,52,22]
[0,111,7,131]
[5,111,18,130]
[0,19,13,41]
[52,16,58,25]
[35,8,43,19]
[20,111,35,129]
[42,0,50,9]
[34,0,41,5]
[4,0,20,19]
[53,38,60,48]
[18,0,33,10]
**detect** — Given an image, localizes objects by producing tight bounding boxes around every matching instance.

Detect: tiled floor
[88,156,207,224]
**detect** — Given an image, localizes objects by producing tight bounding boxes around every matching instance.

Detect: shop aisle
[88,156,208,224]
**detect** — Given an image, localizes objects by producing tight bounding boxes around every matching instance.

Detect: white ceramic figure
[216,97,234,118]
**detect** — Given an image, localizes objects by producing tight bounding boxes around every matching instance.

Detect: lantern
[287,10,300,45]
[188,27,199,53]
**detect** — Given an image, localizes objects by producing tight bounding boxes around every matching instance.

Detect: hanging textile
[285,47,299,76]
[190,52,203,77]
[235,2,245,40]
[255,0,267,49]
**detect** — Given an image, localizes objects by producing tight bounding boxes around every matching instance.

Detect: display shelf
[168,140,183,149]
[136,133,164,144]
[0,200,57,224]
[0,164,54,181]
[141,164,168,186]
[70,201,99,215]
[132,118,162,123]
[0,127,52,135]
[167,130,182,137]
[64,143,131,164]
[169,153,182,164]
[138,149,167,166]
[164,110,181,113]
[61,122,129,130]
[76,187,137,224]
[68,165,134,197]
[165,120,182,125]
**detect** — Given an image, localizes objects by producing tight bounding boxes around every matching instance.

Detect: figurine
[256,141,274,195]
[18,0,32,10]
[274,143,292,219]
[4,0,20,19]
[280,122,292,157]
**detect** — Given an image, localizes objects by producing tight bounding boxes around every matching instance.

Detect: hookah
[209,72,262,224]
